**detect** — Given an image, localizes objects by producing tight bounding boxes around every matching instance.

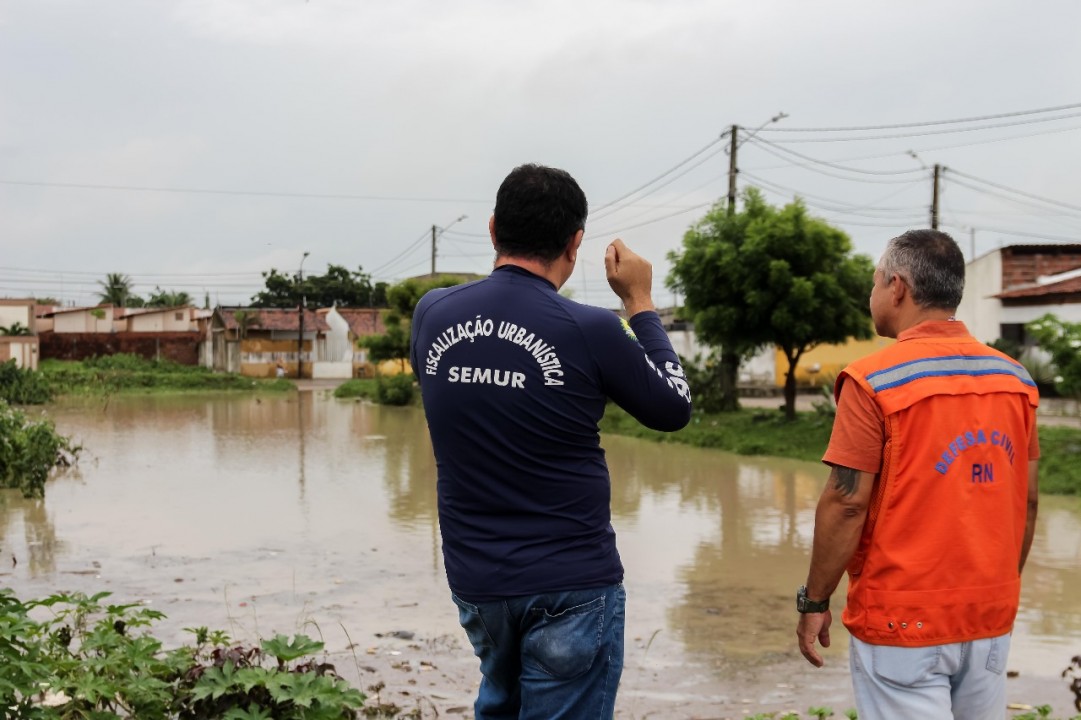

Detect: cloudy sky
[3,0,1081,308]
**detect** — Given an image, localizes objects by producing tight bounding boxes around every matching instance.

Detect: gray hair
[879,229,965,310]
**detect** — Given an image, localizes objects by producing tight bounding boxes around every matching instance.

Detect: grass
[600,404,1081,496]
[600,404,835,463]
[39,356,294,395]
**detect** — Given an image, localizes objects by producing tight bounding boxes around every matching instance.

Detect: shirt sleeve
[1029,406,1041,460]
[586,310,692,432]
[822,375,885,474]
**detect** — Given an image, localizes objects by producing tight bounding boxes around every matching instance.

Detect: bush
[39,359,293,395]
[1027,315,1081,398]
[0,400,80,498]
[333,379,377,400]
[375,374,415,406]
[0,359,54,404]
[0,589,368,719]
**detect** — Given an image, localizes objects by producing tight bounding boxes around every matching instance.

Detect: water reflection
[2,393,1078,684]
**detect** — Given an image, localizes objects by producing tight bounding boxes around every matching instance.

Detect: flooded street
[3,391,1080,718]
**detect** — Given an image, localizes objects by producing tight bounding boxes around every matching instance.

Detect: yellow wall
[774,335,894,387]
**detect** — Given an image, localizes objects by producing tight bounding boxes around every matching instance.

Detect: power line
[740,171,925,216]
[366,229,432,276]
[744,138,917,184]
[756,102,1081,133]
[589,132,729,216]
[0,179,491,204]
[746,136,924,176]
[757,111,1081,144]
[946,169,1081,214]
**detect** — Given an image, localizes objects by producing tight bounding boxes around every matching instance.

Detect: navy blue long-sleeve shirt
[410,265,692,601]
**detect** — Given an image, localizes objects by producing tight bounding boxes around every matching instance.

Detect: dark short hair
[880,229,965,310]
[493,164,588,263]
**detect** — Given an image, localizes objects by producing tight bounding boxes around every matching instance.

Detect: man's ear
[489,215,497,250]
[891,274,908,306]
[566,229,584,263]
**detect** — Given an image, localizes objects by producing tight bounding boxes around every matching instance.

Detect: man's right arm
[1020,458,1039,574]
[596,239,691,431]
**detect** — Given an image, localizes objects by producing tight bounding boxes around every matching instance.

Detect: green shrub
[0,400,80,498]
[375,374,415,406]
[39,359,292,395]
[0,359,54,404]
[333,379,377,400]
[0,589,368,719]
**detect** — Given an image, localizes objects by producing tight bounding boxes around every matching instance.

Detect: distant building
[211,306,387,378]
[956,244,1081,347]
[0,298,40,370]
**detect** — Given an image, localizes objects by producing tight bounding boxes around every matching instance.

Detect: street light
[297,251,309,379]
[431,214,468,275]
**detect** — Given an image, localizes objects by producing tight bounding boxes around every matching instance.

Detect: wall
[0,338,39,370]
[54,311,113,334]
[0,301,33,329]
[129,309,194,333]
[956,251,1003,344]
[774,334,893,388]
[39,332,201,364]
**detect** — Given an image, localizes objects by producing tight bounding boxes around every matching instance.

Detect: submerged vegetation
[0,400,80,498]
[39,355,294,395]
[600,404,1081,496]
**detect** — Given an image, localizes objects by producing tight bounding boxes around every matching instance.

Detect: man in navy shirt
[411,164,692,719]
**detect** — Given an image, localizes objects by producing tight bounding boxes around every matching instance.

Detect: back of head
[880,229,965,311]
[493,164,588,264]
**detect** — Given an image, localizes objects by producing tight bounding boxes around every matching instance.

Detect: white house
[956,244,1081,346]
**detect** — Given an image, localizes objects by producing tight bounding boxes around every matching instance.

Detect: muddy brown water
[2,392,1079,718]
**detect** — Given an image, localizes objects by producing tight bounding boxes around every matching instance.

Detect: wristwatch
[796,586,829,614]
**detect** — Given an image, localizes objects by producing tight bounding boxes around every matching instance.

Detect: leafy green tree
[233,310,261,340]
[359,275,464,371]
[668,189,874,419]
[250,264,388,308]
[146,287,192,307]
[1026,314,1081,398]
[0,322,32,336]
[96,273,144,308]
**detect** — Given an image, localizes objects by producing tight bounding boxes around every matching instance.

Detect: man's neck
[494,255,565,289]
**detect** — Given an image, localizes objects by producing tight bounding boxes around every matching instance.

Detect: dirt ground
[328,631,1077,719]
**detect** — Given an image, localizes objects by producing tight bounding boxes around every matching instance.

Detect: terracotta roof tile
[996,275,1081,299]
[219,307,330,332]
[333,308,386,336]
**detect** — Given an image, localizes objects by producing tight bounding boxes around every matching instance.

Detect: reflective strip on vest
[865,354,1036,393]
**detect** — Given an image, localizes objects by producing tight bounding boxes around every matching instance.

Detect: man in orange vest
[796,229,1040,719]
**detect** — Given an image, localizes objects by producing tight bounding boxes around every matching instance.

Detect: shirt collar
[897,319,971,342]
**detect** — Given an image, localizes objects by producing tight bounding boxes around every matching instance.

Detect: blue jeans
[850,633,1011,720]
[451,583,626,720]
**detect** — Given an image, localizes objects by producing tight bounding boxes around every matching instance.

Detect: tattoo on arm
[832,466,860,497]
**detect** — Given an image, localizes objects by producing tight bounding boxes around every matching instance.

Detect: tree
[97,273,144,308]
[233,310,261,340]
[1026,314,1081,398]
[250,264,387,309]
[146,287,192,307]
[668,189,874,420]
[358,276,463,371]
[0,322,32,336]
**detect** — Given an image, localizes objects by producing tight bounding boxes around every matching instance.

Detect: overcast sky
[3,0,1081,308]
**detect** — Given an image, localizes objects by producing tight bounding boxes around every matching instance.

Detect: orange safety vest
[836,322,1039,647]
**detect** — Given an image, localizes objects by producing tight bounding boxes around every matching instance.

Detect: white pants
[849,633,1010,720]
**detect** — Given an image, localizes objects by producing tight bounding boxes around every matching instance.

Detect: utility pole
[431,225,438,276]
[727,125,739,216]
[931,163,941,230]
[431,215,467,276]
[297,251,309,379]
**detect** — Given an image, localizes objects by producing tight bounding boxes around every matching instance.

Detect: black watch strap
[797,585,829,613]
